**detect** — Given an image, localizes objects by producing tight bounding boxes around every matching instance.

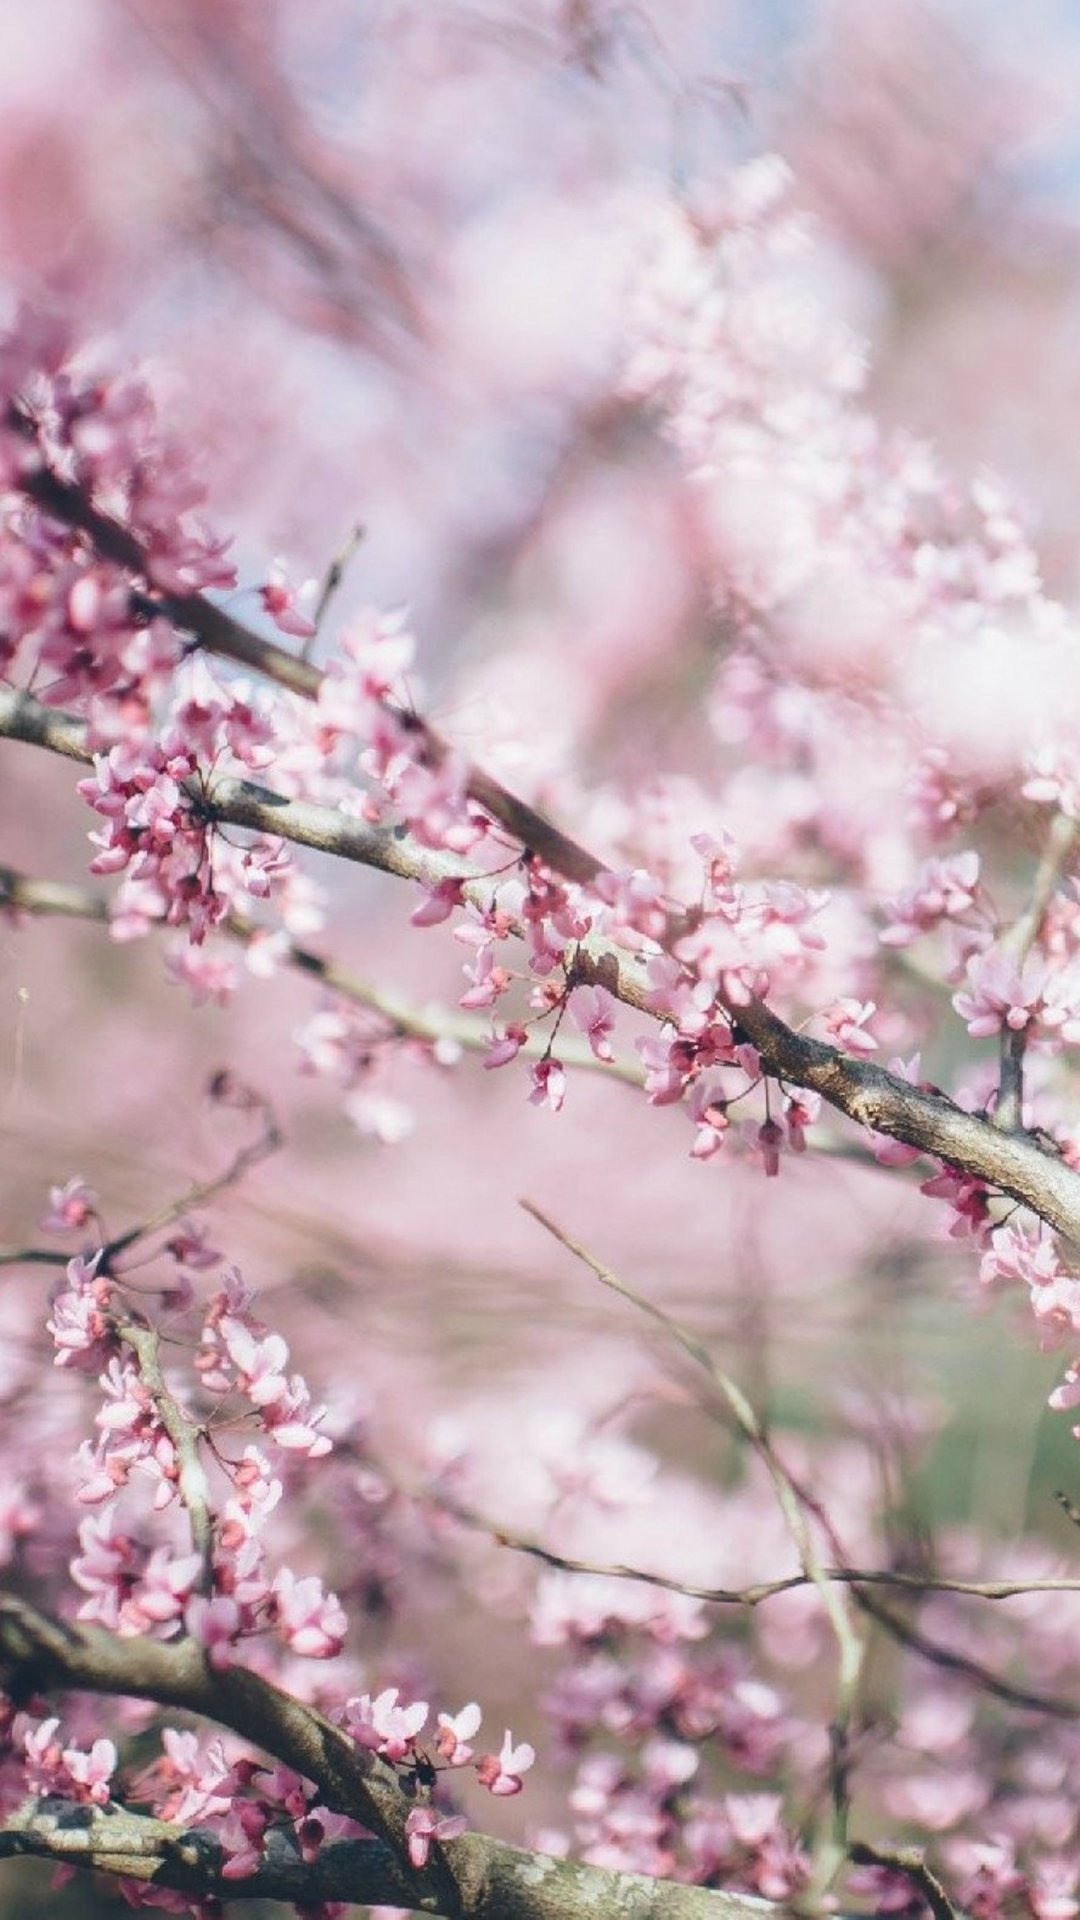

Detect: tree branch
[439,1497,1080,1606]
[0,1795,790,1919]
[0,864,645,1088]
[0,1594,790,1920]
[6,683,1080,1240]
[0,1590,457,1909]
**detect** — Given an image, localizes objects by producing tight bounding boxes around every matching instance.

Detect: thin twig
[849,1841,958,1920]
[114,1319,215,1585]
[518,1203,1080,1725]
[519,1200,864,1872]
[311,522,366,640]
[441,1497,1080,1605]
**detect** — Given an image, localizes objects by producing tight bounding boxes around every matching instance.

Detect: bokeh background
[2,3,1080,1912]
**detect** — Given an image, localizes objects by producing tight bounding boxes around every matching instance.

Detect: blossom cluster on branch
[1,80,1080,1920]
[3,169,1080,1433]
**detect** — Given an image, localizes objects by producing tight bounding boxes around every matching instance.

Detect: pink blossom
[47,1253,114,1371]
[822,998,879,1054]
[920,1166,993,1247]
[259,560,317,640]
[981,1223,1066,1294]
[636,1031,688,1105]
[405,1805,468,1869]
[686,1077,729,1161]
[412,877,466,927]
[476,1728,536,1796]
[345,1688,429,1761]
[22,1717,66,1796]
[783,1093,820,1151]
[435,1701,482,1766]
[483,1022,528,1069]
[270,1568,347,1659]
[62,1737,117,1806]
[528,1057,566,1113]
[879,851,984,947]
[953,947,1050,1038]
[185,1595,242,1669]
[131,1547,203,1628]
[130,1729,234,1826]
[41,1177,98,1234]
[568,983,617,1063]
[459,942,512,1011]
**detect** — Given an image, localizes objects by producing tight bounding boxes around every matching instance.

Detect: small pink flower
[346,1687,428,1761]
[185,1595,242,1669]
[953,947,1049,1039]
[436,1701,482,1766]
[411,878,465,927]
[783,1093,819,1152]
[568,983,616,1063]
[63,1737,117,1806]
[476,1728,536,1797]
[528,1058,566,1113]
[405,1805,468,1869]
[484,1022,528,1070]
[822,998,878,1054]
[271,1569,347,1659]
[41,1178,98,1234]
[259,561,317,640]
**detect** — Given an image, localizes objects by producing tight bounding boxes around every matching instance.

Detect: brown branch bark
[0,1593,786,1920]
[5,684,1080,1240]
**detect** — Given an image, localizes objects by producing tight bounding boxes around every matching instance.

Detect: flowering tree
[0,3,1078,1918]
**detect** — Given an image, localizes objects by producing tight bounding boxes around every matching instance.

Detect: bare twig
[849,1841,957,1920]
[517,1203,1080,1725]
[440,1497,1080,1606]
[519,1201,864,1873]
[310,521,366,640]
[101,1090,282,1265]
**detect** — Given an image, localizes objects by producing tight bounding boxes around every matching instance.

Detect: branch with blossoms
[3,313,1080,1455]
[3,356,1080,1237]
[0,1791,787,1920]
[0,1165,580,1917]
[0,1157,947,1920]
[0,1117,1072,1916]
[0,1604,800,1920]
[0,862,646,1089]
[5,678,1080,1249]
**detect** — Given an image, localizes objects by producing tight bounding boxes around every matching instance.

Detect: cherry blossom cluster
[418,1384,1077,1906]
[0,1175,554,1909]
[5,294,1080,1450]
[0,303,1074,1182]
[74,656,313,958]
[2,1157,1079,1915]
[43,1214,347,1663]
[0,313,231,738]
